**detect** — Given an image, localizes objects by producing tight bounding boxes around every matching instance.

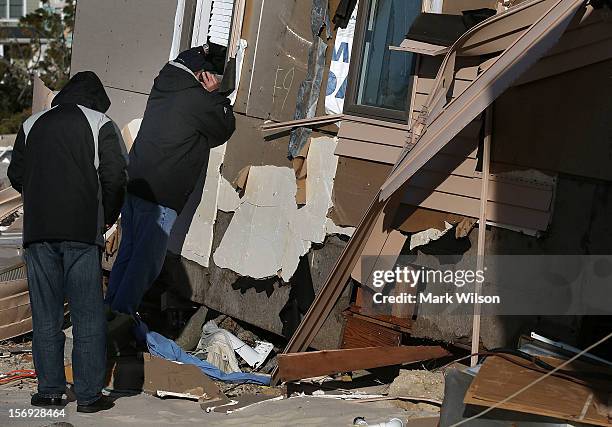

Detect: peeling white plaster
[217,178,241,212]
[214,136,351,281]
[409,221,453,250]
[325,218,355,237]
[213,165,296,279]
[182,144,227,267]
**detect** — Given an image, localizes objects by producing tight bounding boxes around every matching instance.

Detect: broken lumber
[277,345,450,382]
[143,353,226,401]
[464,354,612,426]
[260,114,344,132]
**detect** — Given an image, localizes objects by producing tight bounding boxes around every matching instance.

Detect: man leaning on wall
[105,44,236,316]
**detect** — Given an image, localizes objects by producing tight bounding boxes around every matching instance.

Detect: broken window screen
[354,0,421,114]
[8,0,23,19]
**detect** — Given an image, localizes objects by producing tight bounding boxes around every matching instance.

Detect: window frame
[0,0,27,23]
[343,0,423,124]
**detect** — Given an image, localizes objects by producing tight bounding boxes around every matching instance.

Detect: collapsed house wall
[329,6,612,349]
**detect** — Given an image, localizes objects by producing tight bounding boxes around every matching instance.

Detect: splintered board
[277,346,449,382]
[464,355,612,426]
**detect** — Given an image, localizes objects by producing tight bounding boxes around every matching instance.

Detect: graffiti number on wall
[273,66,295,112]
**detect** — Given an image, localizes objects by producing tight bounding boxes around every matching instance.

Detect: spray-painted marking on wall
[273,66,295,113]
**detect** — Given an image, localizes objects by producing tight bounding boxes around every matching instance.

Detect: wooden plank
[471,107,492,366]
[341,315,401,349]
[260,114,344,131]
[347,304,412,332]
[357,229,407,291]
[277,346,450,382]
[465,355,612,426]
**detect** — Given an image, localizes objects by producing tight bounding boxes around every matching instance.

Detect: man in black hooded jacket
[8,71,127,412]
[105,46,235,315]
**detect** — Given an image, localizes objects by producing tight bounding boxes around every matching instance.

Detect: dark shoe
[76,396,114,413]
[31,393,65,408]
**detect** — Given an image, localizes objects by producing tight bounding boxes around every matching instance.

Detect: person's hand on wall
[199,72,220,92]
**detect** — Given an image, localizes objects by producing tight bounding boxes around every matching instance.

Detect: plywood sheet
[71,0,178,94]
[104,87,149,130]
[234,0,314,121]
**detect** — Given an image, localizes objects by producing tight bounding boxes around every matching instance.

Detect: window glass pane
[9,0,23,19]
[356,0,421,112]
[0,0,7,19]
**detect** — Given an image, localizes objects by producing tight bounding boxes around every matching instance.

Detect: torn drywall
[181,145,227,267]
[409,222,453,250]
[217,178,241,212]
[213,136,352,281]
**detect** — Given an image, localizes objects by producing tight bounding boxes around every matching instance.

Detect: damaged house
[2,0,612,421]
[36,0,612,356]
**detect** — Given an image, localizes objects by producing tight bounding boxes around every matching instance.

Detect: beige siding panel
[335,138,402,165]
[516,36,612,86]
[422,154,478,177]
[438,136,478,159]
[407,170,553,211]
[547,19,612,57]
[402,188,551,230]
[415,77,473,97]
[343,115,410,131]
[338,122,407,148]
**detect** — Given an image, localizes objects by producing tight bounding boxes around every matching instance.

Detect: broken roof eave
[379,0,587,203]
[392,0,562,57]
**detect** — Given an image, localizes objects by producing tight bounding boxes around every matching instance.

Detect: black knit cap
[175,42,227,75]
[175,46,209,73]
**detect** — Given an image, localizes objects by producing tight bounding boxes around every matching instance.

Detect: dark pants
[105,194,177,314]
[24,241,106,405]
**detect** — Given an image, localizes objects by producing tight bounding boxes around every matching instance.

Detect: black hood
[153,63,202,93]
[52,71,111,113]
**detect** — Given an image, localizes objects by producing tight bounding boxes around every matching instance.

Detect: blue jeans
[105,194,177,314]
[24,241,106,405]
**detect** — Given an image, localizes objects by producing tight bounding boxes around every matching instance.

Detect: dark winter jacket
[127,61,235,213]
[8,71,128,247]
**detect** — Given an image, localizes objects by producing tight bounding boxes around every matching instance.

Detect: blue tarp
[133,319,271,385]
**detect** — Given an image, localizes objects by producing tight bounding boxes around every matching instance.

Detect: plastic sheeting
[134,319,270,385]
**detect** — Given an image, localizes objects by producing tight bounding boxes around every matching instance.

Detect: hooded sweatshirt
[127,61,235,213]
[8,71,128,246]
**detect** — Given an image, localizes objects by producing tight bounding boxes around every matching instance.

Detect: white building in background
[0,1,66,58]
